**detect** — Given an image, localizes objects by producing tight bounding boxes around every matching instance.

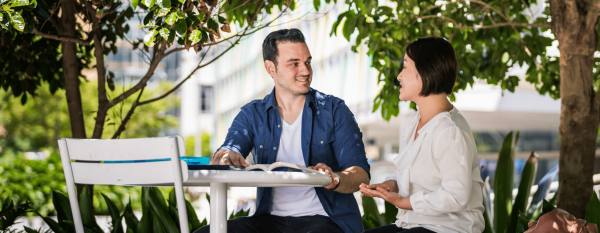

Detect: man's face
[268,42,312,96]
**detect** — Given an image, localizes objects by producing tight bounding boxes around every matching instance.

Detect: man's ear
[264,60,277,78]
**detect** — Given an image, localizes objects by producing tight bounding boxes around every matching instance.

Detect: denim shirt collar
[263,87,316,112]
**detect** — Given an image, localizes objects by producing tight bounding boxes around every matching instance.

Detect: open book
[187,161,323,174]
[245,162,322,173]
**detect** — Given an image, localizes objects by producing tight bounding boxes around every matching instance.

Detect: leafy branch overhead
[1,0,329,140]
[331,0,566,121]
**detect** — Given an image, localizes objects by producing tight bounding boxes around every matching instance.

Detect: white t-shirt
[270,108,328,217]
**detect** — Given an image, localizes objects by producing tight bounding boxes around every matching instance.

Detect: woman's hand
[360,180,399,193]
[359,183,412,210]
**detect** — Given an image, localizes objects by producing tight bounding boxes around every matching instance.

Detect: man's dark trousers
[193,214,344,233]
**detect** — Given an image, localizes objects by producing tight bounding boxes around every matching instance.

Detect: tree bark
[60,0,87,140]
[60,0,90,200]
[549,0,600,218]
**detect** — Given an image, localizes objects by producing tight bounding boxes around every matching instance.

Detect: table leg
[210,183,227,233]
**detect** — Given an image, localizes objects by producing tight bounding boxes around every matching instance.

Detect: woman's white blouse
[384,107,485,233]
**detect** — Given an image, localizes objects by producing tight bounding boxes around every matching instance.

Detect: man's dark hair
[262,28,306,66]
[406,37,458,96]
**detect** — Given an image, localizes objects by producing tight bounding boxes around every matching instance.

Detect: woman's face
[397,54,423,101]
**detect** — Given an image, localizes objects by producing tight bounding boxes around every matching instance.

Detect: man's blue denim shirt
[217,88,370,233]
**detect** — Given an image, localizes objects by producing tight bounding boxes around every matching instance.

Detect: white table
[184,170,332,233]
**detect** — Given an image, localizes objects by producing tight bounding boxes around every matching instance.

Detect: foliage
[0,80,177,215]
[0,81,179,153]
[0,0,334,140]
[330,0,565,120]
[0,187,248,233]
[184,132,212,157]
[0,152,144,216]
[0,198,31,232]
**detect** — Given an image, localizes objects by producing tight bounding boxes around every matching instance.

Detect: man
[195,28,370,233]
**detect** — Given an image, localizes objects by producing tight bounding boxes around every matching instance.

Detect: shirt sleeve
[216,106,255,158]
[410,125,473,215]
[384,169,397,181]
[331,100,371,178]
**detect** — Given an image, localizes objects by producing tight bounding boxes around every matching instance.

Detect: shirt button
[259,145,263,148]
[320,141,324,144]
[273,147,277,150]
[278,125,281,128]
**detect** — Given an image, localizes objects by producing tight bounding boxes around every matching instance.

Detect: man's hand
[359,183,412,210]
[309,163,339,190]
[212,150,251,167]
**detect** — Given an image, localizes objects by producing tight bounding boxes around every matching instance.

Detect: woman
[360,37,485,233]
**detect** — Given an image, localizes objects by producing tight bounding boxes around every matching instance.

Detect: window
[200,85,213,113]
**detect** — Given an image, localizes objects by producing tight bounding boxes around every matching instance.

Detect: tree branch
[32,28,92,45]
[139,0,293,105]
[164,47,188,57]
[111,86,146,139]
[108,40,167,108]
[139,46,213,105]
[418,16,552,29]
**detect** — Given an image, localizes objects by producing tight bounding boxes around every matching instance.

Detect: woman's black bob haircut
[405,37,458,96]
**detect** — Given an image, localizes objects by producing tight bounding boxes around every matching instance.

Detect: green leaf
[144,28,158,46]
[132,0,139,9]
[123,199,139,233]
[189,30,202,44]
[586,191,600,227]
[217,15,227,24]
[37,213,67,233]
[138,188,154,233]
[186,200,202,231]
[143,10,155,25]
[207,17,218,33]
[52,190,75,232]
[143,0,155,8]
[159,28,170,40]
[156,7,170,17]
[507,152,538,233]
[342,13,356,41]
[361,196,385,226]
[362,214,376,230]
[9,0,29,7]
[383,201,397,224]
[527,165,558,220]
[312,0,320,10]
[174,19,187,37]
[205,193,210,204]
[23,226,39,233]
[8,11,25,32]
[165,12,177,25]
[493,131,518,233]
[79,186,102,233]
[517,213,530,233]
[147,187,180,233]
[540,199,556,219]
[102,194,124,233]
[329,12,348,36]
[157,0,170,8]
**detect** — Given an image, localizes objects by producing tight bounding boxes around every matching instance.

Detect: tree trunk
[60,0,86,140]
[550,0,600,218]
[60,0,91,200]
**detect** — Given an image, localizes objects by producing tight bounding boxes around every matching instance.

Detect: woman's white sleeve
[384,169,398,181]
[410,126,473,215]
